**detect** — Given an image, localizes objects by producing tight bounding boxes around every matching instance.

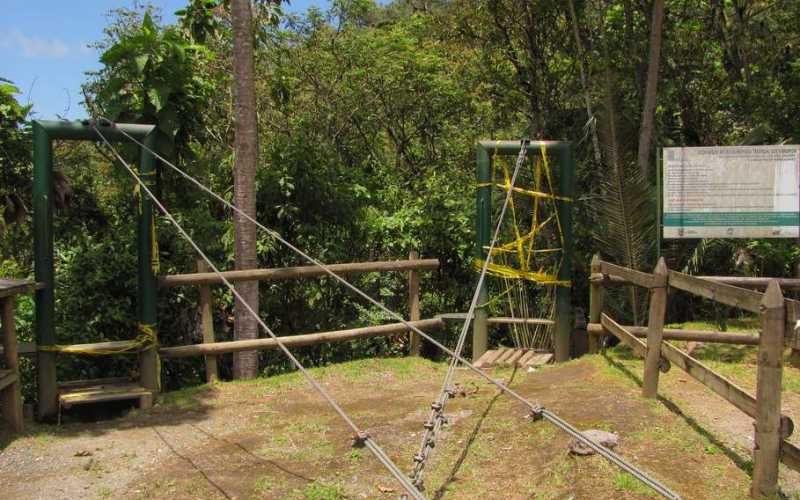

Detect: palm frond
[591,71,656,323]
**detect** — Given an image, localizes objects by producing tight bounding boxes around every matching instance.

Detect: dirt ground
[1,348,798,499]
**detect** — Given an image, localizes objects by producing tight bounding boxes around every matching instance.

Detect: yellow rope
[132,168,160,275]
[39,323,158,355]
[476,145,570,286]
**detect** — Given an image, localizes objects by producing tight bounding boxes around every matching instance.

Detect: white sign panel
[663,145,800,239]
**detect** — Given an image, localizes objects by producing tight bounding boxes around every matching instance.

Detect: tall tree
[231,0,260,379]
[636,0,665,178]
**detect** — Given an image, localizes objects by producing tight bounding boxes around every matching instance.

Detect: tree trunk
[636,0,665,179]
[566,0,602,166]
[231,0,260,379]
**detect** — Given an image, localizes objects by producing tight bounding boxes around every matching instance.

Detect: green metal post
[554,144,575,362]
[473,144,492,360]
[31,120,157,420]
[138,132,159,394]
[32,122,58,420]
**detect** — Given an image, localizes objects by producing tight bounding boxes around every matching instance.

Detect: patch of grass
[666,318,759,333]
[346,449,363,462]
[98,486,113,498]
[161,384,213,408]
[612,472,657,497]
[253,475,274,494]
[287,420,328,434]
[302,481,344,500]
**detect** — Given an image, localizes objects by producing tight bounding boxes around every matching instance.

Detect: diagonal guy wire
[103,119,680,500]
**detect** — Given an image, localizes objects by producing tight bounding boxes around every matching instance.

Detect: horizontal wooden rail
[0,280,44,298]
[159,318,444,358]
[698,276,800,290]
[781,441,800,472]
[437,313,554,326]
[594,260,800,344]
[668,270,763,313]
[159,258,440,287]
[587,323,759,345]
[600,315,669,372]
[597,261,664,288]
[600,313,793,435]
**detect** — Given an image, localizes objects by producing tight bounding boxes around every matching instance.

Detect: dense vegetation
[2,0,800,398]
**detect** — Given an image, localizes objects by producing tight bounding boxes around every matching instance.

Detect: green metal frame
[474,140,575,362]
[33,120,158,420]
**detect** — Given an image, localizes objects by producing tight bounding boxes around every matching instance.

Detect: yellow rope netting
[474,143,571,287]
[38,323,158,355]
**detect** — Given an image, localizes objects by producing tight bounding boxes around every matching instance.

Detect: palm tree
[637,0,666,179]
[231,0,259,379]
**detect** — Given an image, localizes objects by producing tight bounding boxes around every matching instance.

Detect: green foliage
[6,0,800,398]
[0,79,32,227]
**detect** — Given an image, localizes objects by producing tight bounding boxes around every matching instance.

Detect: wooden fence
[159,252,441,383]
[587,255,799,499]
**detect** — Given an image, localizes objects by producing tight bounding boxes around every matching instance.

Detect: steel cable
[104,119,680,499]
[91,123,425,500]
[409,140,529,487]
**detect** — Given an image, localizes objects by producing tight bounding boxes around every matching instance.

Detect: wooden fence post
[752,280,785,499]
[408,250,421,356]
[197,259,218,383]
[588,254,605,353]
[642,257,668,398]
[1,296,23,432]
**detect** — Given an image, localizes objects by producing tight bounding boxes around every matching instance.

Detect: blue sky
[2,0,328,119]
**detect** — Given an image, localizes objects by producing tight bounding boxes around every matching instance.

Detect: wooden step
[59,382,153,410]
[0,369,17,391]
[472,348,554,369]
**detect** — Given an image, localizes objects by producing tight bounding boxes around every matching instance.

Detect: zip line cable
[90,123,425,500]
[410,140,530,488]
[100,119,680,499]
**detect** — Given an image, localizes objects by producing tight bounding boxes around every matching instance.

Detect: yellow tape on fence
[477,144,570,285]
[39,323,158,356]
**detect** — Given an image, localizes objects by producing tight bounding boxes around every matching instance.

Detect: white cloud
[1,30,70,58]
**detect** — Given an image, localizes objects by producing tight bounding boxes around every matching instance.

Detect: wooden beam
[668,270,763,313]
[781,440,800,473]
[437,313,554,325]
[408,250,421,356]
[197,259,218,383]
[1,296,23,432]
[159,319,444,358]
[600,314,669,372]
[643,258,668,398]
[697,276,800,290]
[0,342,38,357]
[0,279,44,299]
[160,258,440,288]
[598,260,664,288]
[587,323,759,345]
[588,255,605,353]
[752,281,784,499]
[0,369,17,391]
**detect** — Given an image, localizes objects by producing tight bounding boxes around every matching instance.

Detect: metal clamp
[351,431,370,448]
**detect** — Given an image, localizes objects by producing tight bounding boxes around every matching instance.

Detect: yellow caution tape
[39,323,159,356]
[478,144,570,285]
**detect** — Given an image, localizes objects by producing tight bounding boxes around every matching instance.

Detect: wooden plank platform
[59,382,153,410]
[474,348,553,369]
